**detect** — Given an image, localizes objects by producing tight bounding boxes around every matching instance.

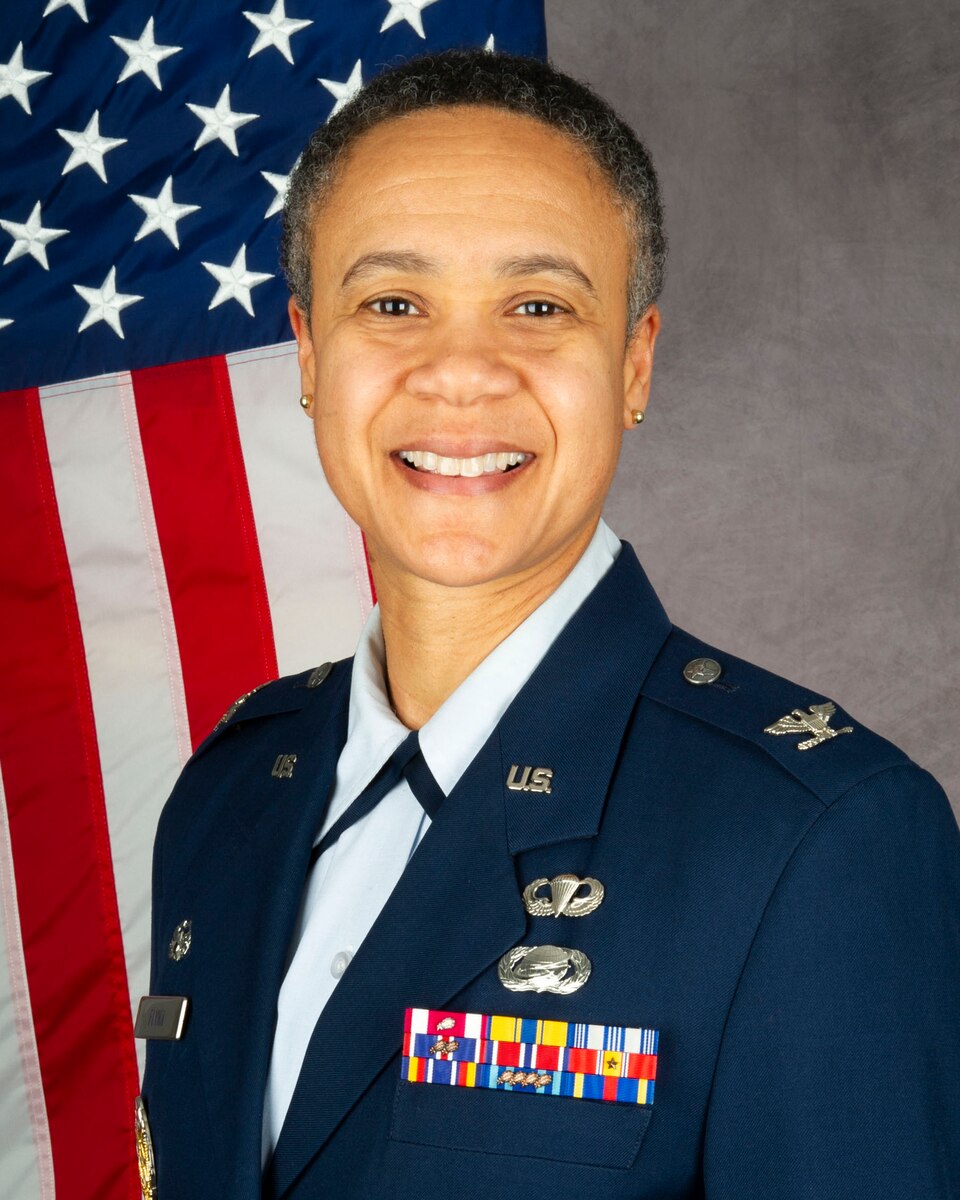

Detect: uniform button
[330,949,353,979]
[683,657,722,685]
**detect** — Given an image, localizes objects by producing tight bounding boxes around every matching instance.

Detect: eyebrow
[340,250,597,299]
[494,255,598,299]
[340,251,439,289]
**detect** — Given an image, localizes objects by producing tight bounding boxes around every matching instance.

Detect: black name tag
[135,995,189,1040]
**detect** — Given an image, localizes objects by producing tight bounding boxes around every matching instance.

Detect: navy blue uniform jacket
[142,542,960,1198]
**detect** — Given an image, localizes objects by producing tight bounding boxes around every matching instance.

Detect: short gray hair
[281,48,666,335]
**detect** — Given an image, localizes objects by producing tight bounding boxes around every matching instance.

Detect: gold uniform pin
[134,1096,157,1200]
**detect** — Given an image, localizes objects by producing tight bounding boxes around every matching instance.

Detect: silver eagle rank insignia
[764,702,854,750]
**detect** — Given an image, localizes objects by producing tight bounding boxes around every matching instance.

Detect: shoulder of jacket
[189,658,351,761]
[640,626,911,807]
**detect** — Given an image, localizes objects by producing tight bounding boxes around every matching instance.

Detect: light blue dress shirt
[262,519,621,1160]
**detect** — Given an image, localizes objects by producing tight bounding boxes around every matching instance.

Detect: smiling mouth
[397,450,530,477]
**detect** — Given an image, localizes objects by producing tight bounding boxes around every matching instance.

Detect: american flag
[0,3,546,1197]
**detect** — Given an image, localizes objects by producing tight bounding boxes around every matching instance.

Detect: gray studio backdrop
[546,0,959,812]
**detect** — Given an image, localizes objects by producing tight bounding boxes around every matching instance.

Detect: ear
[621,304,661,428]
[288,297,316,396]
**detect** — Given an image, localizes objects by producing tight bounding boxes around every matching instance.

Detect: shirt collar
[337,519,622,802]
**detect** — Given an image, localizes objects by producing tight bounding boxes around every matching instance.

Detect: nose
[404,323,520,406]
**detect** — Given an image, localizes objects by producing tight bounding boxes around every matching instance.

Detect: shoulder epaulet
[641,627,909,807]
[194,659,347,756]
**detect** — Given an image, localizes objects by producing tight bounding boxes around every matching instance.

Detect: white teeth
[399,450,529,477]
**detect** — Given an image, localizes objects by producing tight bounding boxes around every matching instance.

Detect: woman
[139,49,960,1200]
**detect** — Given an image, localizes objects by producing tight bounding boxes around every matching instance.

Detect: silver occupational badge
[214,683,265,729]
[167,919,192,962]
[764,702,853,751]
[522,874,604,918]
[498,945,592,994]
[306,661,333,688]
[135,1096,157,1200]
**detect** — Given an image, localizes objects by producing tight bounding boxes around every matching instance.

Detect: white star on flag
[244,0,313,65]
[111,17,182,90]
[380,0,442,39]
[73,266,143,338]
[319,59,364,118]
[0,42,52,115]
[485,33,495,51]
[201,245,273,316]
[57,111,127,182]
[129,177,200,249]
[187,85,259,157]
[43,0,89,21]
[0,202,69,270]
[261,170,291,219]
[0,318,13,330]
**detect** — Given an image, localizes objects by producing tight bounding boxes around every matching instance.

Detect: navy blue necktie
[308,730,445,868]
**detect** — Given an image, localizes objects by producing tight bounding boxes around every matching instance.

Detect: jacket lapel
[265,728,523,1198]
[182,666,351,1198]
[266,543,673,1198]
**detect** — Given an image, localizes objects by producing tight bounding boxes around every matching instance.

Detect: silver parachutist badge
[522,873,604,918]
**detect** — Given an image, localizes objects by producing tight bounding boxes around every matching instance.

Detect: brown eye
[369,297,420,316]
[515,301,565,317]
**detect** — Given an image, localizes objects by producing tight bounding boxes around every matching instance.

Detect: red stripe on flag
[133,358,279,747]
[0,388,140,1199]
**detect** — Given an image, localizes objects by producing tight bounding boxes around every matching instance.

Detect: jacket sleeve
[702,763,960,1199]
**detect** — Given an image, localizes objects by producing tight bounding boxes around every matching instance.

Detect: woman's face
[291,105,659,590]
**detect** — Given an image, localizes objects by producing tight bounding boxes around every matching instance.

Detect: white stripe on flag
[0,766,53,1200]
[227,342,371,673]
[40,373,192,1075]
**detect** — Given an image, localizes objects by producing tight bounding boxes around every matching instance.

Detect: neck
[371,526,598,730]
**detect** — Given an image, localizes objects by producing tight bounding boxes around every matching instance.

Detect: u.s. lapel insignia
[523,874,604,918]
[402,1008,659,1104]
[498,944,591,994]
[167,919,192,962]
[764,702,853,750]
[134,1096,157,1200]
[271,753,297,779]
[505,765,553,793]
